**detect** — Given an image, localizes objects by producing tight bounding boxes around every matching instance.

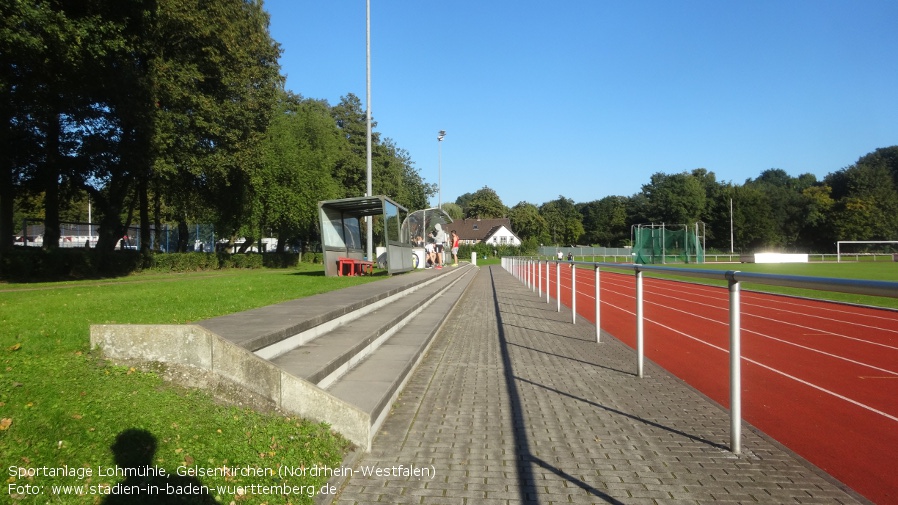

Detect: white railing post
[556,261,561,313]
[728,271,742,454]
[571,262,577,324]
[546,260,550,304]
[636,268,644,378]
[528,259,532,288]
[537,259,542,296]
[529,259,534,291]
[595,264,601,343]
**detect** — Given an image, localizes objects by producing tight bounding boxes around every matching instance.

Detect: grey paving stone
[331,266,870,505]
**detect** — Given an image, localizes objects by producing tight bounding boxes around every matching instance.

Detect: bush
[0,247,143,281]
[458,243,535,261]
[261,252,298,268]
[0,248,303,281]
[300,252,323,264]
[148,252,218,272]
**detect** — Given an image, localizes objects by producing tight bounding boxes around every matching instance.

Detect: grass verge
[1,264,384,504]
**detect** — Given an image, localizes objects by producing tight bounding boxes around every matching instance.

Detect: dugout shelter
[318,196,414,276]
[400,207,453,269]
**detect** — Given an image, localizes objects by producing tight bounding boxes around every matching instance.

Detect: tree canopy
[462,146,898,253]
[3,1,432,256]
[4,3,896,258]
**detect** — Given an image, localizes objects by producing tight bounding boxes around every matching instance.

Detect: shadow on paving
[489,268,628,505]
[488,267,733,503]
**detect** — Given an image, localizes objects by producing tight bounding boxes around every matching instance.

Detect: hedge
[0,248,320,282]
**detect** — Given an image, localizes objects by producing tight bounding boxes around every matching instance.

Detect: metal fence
[534,251,898,264]
[15,219,219,252]
[502,256,898,455]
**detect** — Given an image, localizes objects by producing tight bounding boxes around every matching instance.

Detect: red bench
[337,257,374,276]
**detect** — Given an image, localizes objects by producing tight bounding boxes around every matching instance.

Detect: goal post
[836,241,898,263]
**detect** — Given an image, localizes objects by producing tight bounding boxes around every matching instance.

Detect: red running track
[527,262,898,504]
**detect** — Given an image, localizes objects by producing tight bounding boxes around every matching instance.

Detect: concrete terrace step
[198,265,471,353]
[269,267,470,387]
[91,263,479,451]
[326,270,476,435]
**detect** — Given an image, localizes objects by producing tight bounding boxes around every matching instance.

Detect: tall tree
[0,0,46,250]
[826,149,898,241]
[509,201,548,243]
[797,184,835,250]
[331,93,376,198]
[440,202,463,220]
[454,192,476,212]
[641,171,707,225]
[3,0,284,252]
[146,0,282,250]
[743,169,816,248]
[2,1,112,250]
[256,93,342,252]
[373,138,433,211]
[464,186,507,219]
[540,196,583,246]
[731,184,777,250]
[579,196,629,247]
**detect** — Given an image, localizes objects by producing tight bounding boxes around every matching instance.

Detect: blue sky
[263,0,898,209]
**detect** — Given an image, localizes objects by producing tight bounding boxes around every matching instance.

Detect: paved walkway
[333,265,868,505]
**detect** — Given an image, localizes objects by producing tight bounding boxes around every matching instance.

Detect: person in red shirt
[450,230,460,266]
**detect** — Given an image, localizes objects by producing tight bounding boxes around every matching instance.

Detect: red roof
[449,218,516,242]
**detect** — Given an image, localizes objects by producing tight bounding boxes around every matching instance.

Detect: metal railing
[501,257,898,454]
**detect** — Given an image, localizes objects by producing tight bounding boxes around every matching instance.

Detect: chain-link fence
[15,219,220,252]
[538,246,633,262]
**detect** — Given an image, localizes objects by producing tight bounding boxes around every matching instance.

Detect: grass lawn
[0,264,384,504]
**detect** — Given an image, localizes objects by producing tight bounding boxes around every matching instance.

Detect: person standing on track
[450,230,460,266]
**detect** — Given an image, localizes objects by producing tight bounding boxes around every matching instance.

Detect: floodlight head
[438,130,446,141]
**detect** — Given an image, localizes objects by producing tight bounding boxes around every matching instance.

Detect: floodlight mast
[365,0,373,262]
[437,130,446,209]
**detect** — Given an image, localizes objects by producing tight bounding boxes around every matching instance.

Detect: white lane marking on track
[601,298,898,423]
[600,278,898,351]
[638,278,898,331]
[603,288,898,376]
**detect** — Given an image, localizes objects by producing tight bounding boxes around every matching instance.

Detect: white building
[451,218,522,247]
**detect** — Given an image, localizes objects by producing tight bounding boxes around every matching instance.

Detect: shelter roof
[318,196,407,217]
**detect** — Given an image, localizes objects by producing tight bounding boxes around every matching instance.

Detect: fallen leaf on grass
[0,418,12,430]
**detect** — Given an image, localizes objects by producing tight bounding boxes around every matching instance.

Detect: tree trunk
[138,170,150,252]
[0,108,14,251]
[238,237,254,254]
[41,109,63,250]
[153,188,163,251]
[177,219,189,252]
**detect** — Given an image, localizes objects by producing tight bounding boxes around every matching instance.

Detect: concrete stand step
[92,263,479,451]
[269,267,471,387]
[326,269,476,434]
